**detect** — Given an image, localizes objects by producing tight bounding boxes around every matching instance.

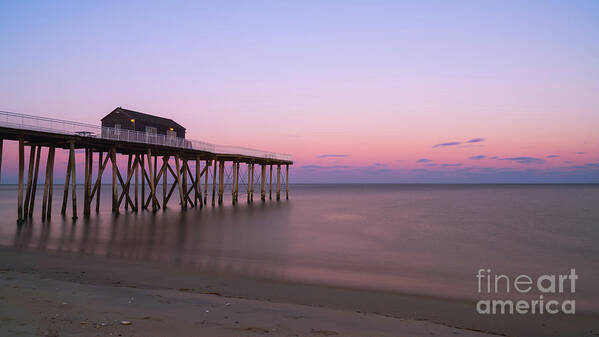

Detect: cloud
[432,138,485,148]
[432,141,461,148]
[469,155,487,160]
[301,164,352,169]
[317,154,350,158]
[545,155,560,158]
[499,157,546,164]
[440,163,463,167]
[576,152,585,155]
[417,158,433,163]
[424,163,437,167]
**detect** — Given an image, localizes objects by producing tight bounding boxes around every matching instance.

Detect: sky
[1,0,598,183]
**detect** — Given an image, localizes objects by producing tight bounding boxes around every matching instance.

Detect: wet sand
[1,247,598,337]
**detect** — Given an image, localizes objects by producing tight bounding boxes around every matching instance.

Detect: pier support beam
[28,145,42,218]
[96,152,102,213]
[61,146,72,215]
[162,156,168,209]
[276,164,281,201]
[231,162,237,204]
[196,155,202,208]
[218,160,224,205]
[204,160,209,205]
[286,164,289,200]
[111,148,117,213]
[211,159,216,207]
[269,165,273,200]
[69,142,77,219]
[0,138,3,184]
[147,149,157,212]
[42,147,55,220]
[175,154,185,208]
[23,145,35,217]
[17,138,24,224]
[261,164,266,201]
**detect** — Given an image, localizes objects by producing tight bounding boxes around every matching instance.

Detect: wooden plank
[17,138,24,224]
[28,145,42,218]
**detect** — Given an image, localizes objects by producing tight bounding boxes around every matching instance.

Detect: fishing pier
[0,109,292,224]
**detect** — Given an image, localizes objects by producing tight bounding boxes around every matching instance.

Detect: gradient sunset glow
[1,1,597,183]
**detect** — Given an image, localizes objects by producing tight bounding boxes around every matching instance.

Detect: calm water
[2,184,598,311]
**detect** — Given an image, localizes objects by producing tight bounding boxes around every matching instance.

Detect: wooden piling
[175,154,185,208]
[235,162,240,204]
[96,152,102,212]
[250,163,255,202]
[269,164,273,200]
[83,148,91,216]
[211,159,217,207]
[276,164,281,201]
[46,147,55,220]
[61,146,72,215]
[231,162,237,204]
[17,138,24,224]
[147,149,157,212]
[247,163,251,203]
[70,142,77,219]
[111,148,117,213]
[204,160,209,205]
[286,164,289,200]
[162,156,168,208]
[28,145,42,218]
[135,154,139,212]
[218,160,224,205]
[196,155,202,207]
[261,164,266,201]
[0,138,3,184]
[182,158,188,208]
[42,148,51,219]
[125,154,132,210]
[24,145,35,217]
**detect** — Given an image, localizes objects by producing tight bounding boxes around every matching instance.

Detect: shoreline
[1,247,597,336]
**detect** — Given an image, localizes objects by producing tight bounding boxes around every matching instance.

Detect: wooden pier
[0,111,292,224]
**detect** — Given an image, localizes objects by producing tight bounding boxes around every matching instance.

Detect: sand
[1,247,598,337]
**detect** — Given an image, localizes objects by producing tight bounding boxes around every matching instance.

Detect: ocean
[2,184,598,312]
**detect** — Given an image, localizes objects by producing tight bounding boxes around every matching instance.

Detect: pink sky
[0,1,597,182]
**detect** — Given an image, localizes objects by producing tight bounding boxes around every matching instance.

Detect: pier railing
[0,110,292,161]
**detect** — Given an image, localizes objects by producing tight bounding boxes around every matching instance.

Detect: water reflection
[7,185,293,280]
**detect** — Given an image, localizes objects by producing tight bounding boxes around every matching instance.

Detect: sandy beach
[1,247,597,337]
